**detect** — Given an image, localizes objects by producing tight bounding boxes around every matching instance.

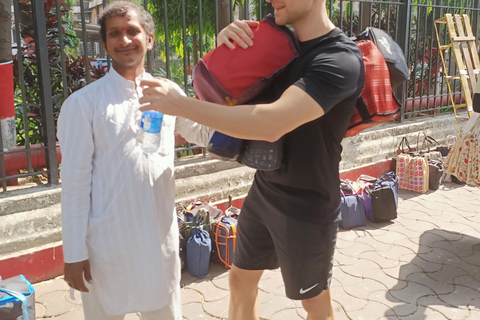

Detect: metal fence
[1,0,480,194]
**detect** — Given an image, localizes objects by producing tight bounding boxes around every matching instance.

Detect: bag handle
[416,131,431,153]
[379,171,398,183]
[0,288,30,320]
[193,209,210,227]
[396,136,416,155]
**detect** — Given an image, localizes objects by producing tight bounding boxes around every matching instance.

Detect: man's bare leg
[228,265,264,320]
[302,287,335,320]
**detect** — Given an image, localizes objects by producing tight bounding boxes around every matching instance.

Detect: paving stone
[338,259,381,279]
[332,266,364,288]
[330,287,368,312]
[210,271,230,291]
[437,285,479,309]
[335,236,357,249]
[186,279,229,302]
[407,272,455,295]
[430,239,475,257]
[258,270,285,294]
[47,304,85,319]
[417,247,458,265]
[382,262,424,282]
[427,264,470,284]
[258,291,296,319]
[182,302,219,320]
[342,278,388,300]
[357,251,400,269]
[428,229,465,241]
[34,276,69,298]
[334,251,361,266]
[354,236,395,252]
[345,300,396,320]
[454,275,480,293]
[459,251,480,269]
[260,269,280,281]
[395,216,420,227]
[465,309,480,319]
[331,299,348,320]
[293,300,307,319]
[398,305,448,319]
[368,290,405,307]
[65,287,82,305]
[35,301,46,318]
[201,295,229,318]
[337,230,364,241]
[272,284,286,296]
[364,268,408,291]
[406,229,447,246]
[181,288,204,304]
[389,281,435,305]
[444,256,480,278]
[336,241,376,258]
[125,313,141,319]
[396,252,418,264]
[270,308,303,320]
[372,230,409,246]
[417,295,470,319]
[362,226,391,237]
[409,256,443,273]
[36,290,77,317]
[388,301,418,317]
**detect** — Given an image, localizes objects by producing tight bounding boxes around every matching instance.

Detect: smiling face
[265,0,314,27]
[102,11,154,77]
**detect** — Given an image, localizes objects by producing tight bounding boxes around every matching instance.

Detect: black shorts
[234,179,340,300]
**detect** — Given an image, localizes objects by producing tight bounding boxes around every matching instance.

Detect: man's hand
[139,78,183,115]
[217,20,260,49]
[64,260,92,292]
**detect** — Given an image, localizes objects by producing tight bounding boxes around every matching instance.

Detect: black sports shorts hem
[234,181,340,300]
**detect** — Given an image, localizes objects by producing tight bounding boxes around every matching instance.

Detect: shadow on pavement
[386,229,480,319]
[180,263,229,288]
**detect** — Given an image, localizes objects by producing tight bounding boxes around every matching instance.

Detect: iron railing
[1,0,480,194]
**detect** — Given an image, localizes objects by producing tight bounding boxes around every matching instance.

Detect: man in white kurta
[57,2,208,319]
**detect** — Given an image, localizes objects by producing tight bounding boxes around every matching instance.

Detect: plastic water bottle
[137,111,163,153]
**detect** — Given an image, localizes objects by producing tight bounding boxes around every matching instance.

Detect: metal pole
[31,0,59,184]
[164,0,170,78]
[144,0,153,73]
[79,0,91,84]
[181,0,188,94]
[396,0,413,123]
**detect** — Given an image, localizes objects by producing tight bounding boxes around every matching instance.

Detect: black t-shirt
[251,28,365,220]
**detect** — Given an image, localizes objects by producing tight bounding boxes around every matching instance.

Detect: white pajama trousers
[81,283,182,320]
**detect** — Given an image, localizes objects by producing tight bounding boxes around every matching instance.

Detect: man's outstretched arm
[139,80,325,142]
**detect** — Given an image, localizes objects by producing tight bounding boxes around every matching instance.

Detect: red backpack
[345,40,401,137]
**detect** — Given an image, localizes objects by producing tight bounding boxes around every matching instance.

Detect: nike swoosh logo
[299,283,319,294]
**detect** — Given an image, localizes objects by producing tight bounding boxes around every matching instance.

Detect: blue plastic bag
[0,275,35,320]
[187,227,212,278]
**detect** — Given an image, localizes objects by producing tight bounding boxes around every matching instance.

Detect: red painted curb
[1,160,392,284]
[0,245,64,284]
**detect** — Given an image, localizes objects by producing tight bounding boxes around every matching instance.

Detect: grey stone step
[0,160,253,257]
[0,203,62,256]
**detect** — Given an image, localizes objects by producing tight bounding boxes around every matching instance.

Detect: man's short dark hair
[99,1,155,43]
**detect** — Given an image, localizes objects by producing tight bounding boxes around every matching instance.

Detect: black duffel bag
[356,27,410,88]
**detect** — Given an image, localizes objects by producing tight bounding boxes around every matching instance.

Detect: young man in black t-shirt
[139,0,365,319]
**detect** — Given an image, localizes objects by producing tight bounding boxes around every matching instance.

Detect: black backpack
[356,27,410,88]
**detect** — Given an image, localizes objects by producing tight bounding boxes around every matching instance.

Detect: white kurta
[57,68,208,316]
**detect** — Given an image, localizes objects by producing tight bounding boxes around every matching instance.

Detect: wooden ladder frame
[434,13,480,135]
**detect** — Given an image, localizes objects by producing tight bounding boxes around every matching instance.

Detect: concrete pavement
[31,180,480,319]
